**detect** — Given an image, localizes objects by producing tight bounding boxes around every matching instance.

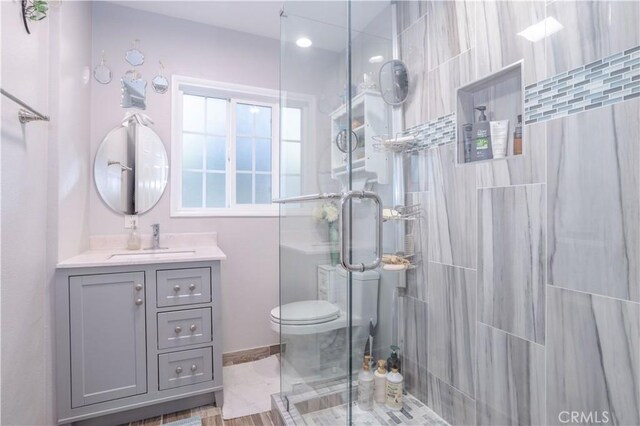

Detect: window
[172,77,306,217]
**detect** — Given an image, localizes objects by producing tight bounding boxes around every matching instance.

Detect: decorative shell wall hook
[152,61,169,94]
[125,39,145,66]
[93,50,113,84]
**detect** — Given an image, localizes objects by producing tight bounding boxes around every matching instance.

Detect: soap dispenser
[357,355,374,410]
[127,218,141,250]
[472,106,493,161]
[386,345,401,373]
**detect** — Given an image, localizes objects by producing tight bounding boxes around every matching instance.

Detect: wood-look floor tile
[162,409,191,423]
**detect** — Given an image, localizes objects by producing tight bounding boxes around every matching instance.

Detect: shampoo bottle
[374,360,387,403]
[513,114,523,155]
[462,124,473,163]
[357,355,374,410]
[385,367,403,411]
[472,106,493,161]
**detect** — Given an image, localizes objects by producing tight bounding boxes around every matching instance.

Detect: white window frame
[171,76,281,217]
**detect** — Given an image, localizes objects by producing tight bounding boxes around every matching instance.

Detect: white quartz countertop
[57,232,226,269]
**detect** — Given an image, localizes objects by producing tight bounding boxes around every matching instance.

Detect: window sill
[171,208,280,218]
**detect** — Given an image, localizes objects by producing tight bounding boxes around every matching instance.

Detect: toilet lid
[271,300,341,325]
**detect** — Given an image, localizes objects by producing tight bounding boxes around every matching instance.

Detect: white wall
[1,2,52,424]
[88,3,337,353]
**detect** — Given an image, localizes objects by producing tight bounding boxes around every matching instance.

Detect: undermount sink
[108,250,196,260]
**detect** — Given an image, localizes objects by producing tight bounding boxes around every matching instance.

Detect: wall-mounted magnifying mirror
[379,59,409,106]
[94,114,168,215]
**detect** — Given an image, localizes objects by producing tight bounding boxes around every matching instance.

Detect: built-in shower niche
[455,61,524,165]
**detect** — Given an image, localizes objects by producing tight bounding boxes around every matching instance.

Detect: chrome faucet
[146,223,167,250]
[152,224,160,249]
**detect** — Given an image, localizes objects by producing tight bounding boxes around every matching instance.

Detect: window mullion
[228,98,236,210]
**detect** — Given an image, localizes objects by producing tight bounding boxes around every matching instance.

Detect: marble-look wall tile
[547,286,640,425]
[428,143,477,270]
[547,100,639,302]
[396,0,428,35]
[475,0,545,85]
[546,0,640,76]
[404,192,429,301]
[478,184,546,344]
[396,295,429,403]
[427,262,476,397]
[427,49,475,121]
[476,121,546,188]
[426,0,474,71]
[405,150,430,193]
[476,323,545,426]
[400,15,428,129]
[427,372,476,426]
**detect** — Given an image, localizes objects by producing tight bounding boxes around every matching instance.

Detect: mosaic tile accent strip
[406,113,456,151]
[524,45,640,124]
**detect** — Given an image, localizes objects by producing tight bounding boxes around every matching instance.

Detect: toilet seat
[270,300,341,326]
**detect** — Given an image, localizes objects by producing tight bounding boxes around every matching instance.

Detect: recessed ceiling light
[369,55,384,64]
[517,17,564,42]
[296,37,312,48]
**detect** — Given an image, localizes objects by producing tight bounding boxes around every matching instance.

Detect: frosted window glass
[255,174,272,204]
[255,138,271,172]
[183,134,204,170]
[281,175,301,199]
[183,95,205,132]
[282,142,300,174]
[236,173,252,204]
[255,106,272,137]
[282,107,301,140]
[206,173,225,208]
[206,137,226,171]
[236,137,253,171]
[206,98,227,135]
[182,171,202,208]
[236,104,253,135]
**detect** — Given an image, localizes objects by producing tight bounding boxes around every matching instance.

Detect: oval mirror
[94,116,168,215]
[379,60,409,106]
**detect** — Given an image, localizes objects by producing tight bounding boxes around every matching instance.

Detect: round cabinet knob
[188,283,196,291]
[135,298,143,306]
[191,364,198,372]
[173,285,181,292]
[190,324,197,332]
[174,326,182,334]
[175,366,183,374]
[134,283,143,291]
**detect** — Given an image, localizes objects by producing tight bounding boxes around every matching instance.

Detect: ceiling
[105,1,391,52]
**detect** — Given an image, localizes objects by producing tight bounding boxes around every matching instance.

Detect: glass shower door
[277,1,396,424]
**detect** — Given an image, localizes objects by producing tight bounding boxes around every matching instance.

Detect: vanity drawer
[158,347,213,391]
[157,308,212,349]
[157,268,211,307]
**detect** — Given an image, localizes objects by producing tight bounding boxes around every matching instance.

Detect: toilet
[271,267,380,384]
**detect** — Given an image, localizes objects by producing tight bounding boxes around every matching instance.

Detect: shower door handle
[339,190,383,272]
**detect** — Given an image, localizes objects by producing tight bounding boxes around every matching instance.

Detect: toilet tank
[334,267,380,327]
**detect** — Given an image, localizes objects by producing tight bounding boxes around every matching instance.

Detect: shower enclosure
[275,0,640,425]
[275,1,415,423]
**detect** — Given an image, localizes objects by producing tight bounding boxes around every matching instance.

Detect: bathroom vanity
[54,234,226,425]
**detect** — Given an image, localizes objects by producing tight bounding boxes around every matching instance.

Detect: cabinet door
[69,272,147,407]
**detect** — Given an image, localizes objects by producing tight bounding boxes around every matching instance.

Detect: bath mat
[163,416,202,426]
[222,354,280,419]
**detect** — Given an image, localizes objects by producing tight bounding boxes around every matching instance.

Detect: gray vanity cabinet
[55,260,223,425]
[69,272,147,407]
